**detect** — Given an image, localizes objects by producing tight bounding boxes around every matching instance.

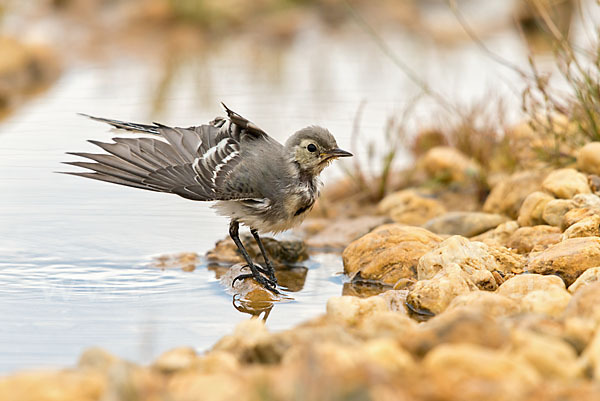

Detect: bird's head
[285,126,353,175]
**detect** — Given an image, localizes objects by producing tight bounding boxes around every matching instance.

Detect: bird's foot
[232,270,280,294]
[256,264,278,285]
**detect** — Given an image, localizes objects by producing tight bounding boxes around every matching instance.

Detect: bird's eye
[307,144,317,152]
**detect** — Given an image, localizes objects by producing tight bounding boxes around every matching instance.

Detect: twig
[344,1,456,113]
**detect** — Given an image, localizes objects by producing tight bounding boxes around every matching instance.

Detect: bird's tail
[77,113,162,135]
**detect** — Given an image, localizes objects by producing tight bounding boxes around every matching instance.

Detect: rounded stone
[498,274,571,317]
[542,198,575,227]
[527,237,600,286]
[377,189,446,226]
[483,170,548,219]
[568,266,600,294]
[517,191,555,226]
[421,146,480,183]
[506,225,561,254]
[542,168,591,199]
[342,224,442,285]
[423,212,509,238]
[577,142,600,175]
[562,215,600,240]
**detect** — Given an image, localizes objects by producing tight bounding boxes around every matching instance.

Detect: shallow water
[0,16,555,372]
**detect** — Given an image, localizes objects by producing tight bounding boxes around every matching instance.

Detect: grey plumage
[63,103,352,292]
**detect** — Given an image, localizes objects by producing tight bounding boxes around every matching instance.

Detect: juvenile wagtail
[62,103,352,293]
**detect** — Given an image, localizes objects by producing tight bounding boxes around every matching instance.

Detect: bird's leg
[250,229,278,284]
[229,220,279,293]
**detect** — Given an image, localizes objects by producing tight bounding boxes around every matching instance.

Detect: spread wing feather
[61,104,269,201]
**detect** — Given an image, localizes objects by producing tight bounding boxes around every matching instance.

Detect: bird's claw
[232,268,280,294]
[256,264,278,285]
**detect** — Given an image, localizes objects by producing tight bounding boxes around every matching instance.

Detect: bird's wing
[62,105,271,201]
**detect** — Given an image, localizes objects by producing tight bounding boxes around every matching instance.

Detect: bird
[62,103,352,293]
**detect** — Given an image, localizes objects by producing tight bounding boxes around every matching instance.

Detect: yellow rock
[542,168,591,199]
[446,291,520,317]
[517,191,555,226]
[211,319,270,360]
[360,338,416,374]
[0,370,105,401]
[483,170,548,219]
[377,189,446,225]
[506,225,561,254]
[153,347,198,374]
[423,212,509,237]
[528,237,600,286]
[498,274,571,317]
[577,142,600,175]
[420,146,481,183]
[167,372,244,401]
[470,221,519,247]
[417,236,512,290]
[562,215,600,240]
[194,351,240,375]
[342,224,442,285]
[582,327,600,380]
[326,295,388,327]
[563,281,600,326]
[423,343,541,400]
[510,329,582,379]
[562,207,600,230]
[542,198,575,226]
[77,347,120,372]
[404,308,510,355]
[568,266,600,294]
[356,310,417,340]
[406,264,478,315]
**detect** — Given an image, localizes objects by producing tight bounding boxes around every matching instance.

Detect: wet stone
[342,224,442,286]
[206,235,308,268]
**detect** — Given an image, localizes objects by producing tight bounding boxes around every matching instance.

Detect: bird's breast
[285,179,320,219]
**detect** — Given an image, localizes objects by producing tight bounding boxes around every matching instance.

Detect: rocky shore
[3,123,600,400]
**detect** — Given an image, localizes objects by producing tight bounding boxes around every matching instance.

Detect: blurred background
[0,0,598,373]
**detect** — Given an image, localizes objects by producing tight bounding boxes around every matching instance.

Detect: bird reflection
[232,294,274,321]
[211,263,308,321]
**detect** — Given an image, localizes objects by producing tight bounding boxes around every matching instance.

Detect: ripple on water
[0,252,345,373]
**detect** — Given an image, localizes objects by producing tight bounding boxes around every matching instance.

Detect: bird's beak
[322,148,353,159]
